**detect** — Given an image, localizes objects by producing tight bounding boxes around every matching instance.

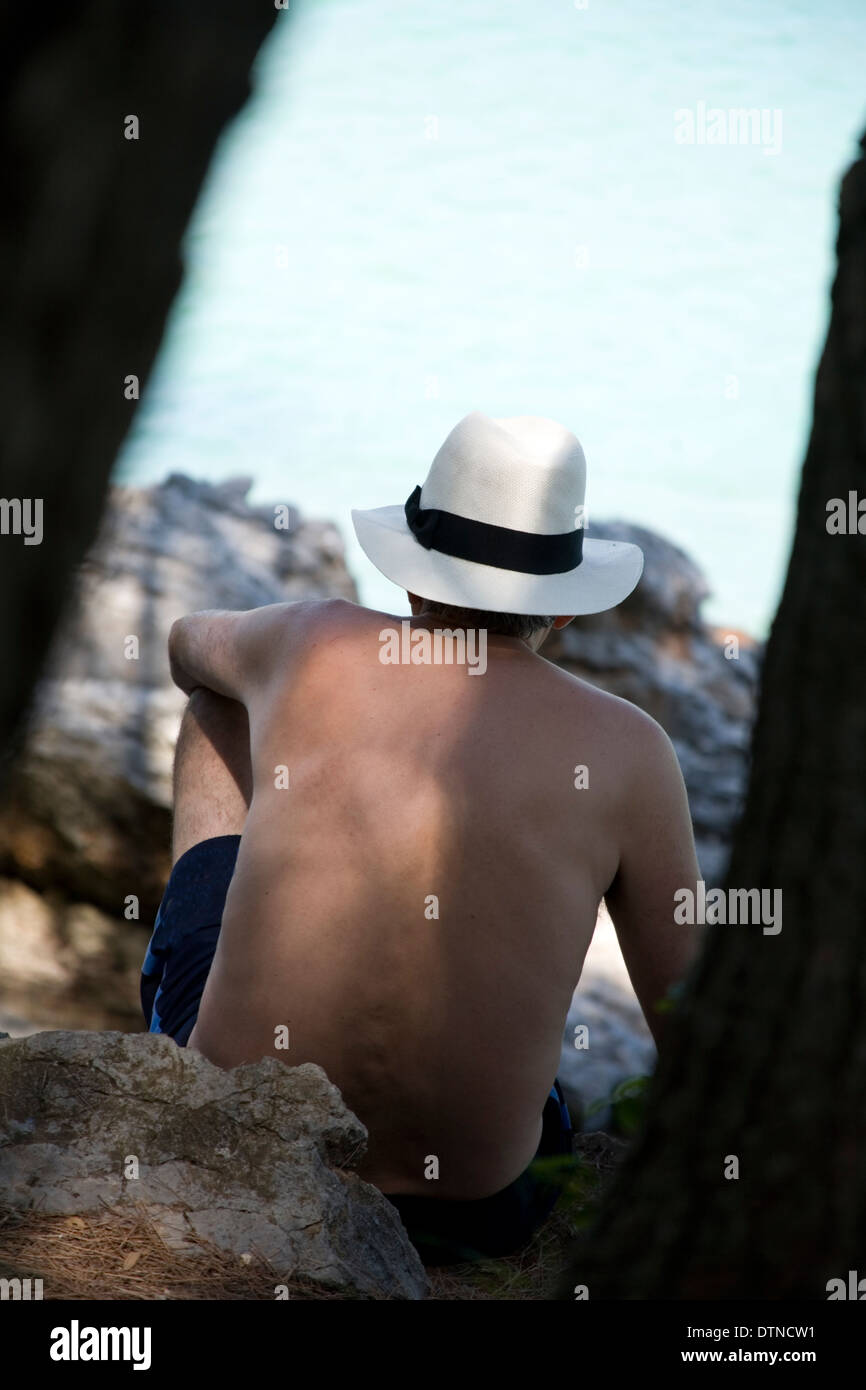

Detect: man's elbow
[168,617,196,694]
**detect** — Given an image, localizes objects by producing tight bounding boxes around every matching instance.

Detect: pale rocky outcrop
[0,1030,428,1300]
[558,905,656,1130]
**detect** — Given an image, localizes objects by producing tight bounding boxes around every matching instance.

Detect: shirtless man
[141,412,701,1262]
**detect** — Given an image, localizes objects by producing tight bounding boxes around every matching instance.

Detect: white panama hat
[351,411,644,616]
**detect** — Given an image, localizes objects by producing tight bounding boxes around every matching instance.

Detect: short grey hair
[417,599,555,641]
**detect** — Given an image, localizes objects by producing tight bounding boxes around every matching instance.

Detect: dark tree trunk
[567,133,866,1299]
[0,1,279,779]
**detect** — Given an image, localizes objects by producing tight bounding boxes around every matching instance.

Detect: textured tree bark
[567,133,866,1299]
[0,1,279,779]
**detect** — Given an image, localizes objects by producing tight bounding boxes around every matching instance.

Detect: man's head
[352,412,644,621]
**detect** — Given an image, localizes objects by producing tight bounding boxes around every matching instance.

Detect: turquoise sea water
[115,0,866,636]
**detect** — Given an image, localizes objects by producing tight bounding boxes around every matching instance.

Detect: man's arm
[604,709,703,1049]
[167,600,325,704]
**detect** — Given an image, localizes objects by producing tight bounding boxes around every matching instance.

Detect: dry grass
[0,1204,332,1301]
[427,1130,627,1301]
[427,1203,579,1300]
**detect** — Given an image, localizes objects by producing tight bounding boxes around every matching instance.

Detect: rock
[0,1030,428,1300]
[544,520,762,884]
[0,474,357,1026]
[561,981,656,1133]
[559,904,656,1131]
[49,473,356,695]
[0,878,145,1032]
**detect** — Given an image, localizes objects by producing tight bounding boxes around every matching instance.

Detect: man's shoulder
[293,598,402,640]
[266,598,398,668]
[546,662,676,760]
[272,597,367,639]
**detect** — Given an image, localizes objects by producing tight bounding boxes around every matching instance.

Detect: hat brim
[351,504,644,617]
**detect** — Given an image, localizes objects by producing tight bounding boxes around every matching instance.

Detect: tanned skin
[168,597,701,1199]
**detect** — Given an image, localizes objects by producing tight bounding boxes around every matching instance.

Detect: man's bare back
[174,598,699,1200]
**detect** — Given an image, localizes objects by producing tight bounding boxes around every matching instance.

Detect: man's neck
[409,610,542,654]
